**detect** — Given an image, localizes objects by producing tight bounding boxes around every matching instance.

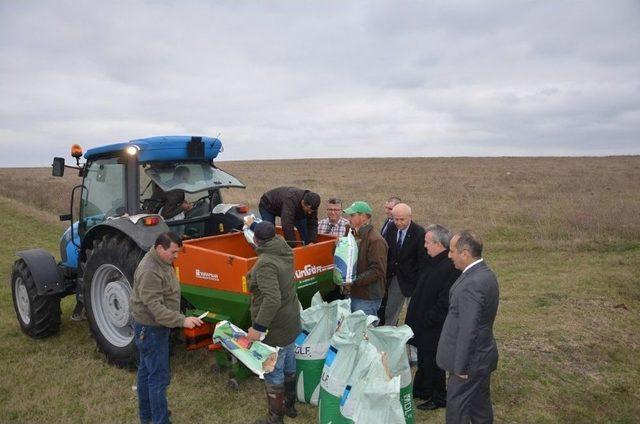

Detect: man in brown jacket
[246,221,301,424]
[343,201,388,317]
[130,232,203,424]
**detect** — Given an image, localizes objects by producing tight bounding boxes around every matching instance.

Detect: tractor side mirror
[52,157,65,177]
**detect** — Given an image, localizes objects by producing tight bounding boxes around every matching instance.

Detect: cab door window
[80,158,126,233]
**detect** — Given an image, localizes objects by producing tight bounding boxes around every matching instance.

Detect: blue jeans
[134,322,171,424]
[259,206,310,245]
[351,298,383,318]
[264,342,296,385]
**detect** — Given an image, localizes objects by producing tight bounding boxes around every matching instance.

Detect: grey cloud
[0,0,639,166]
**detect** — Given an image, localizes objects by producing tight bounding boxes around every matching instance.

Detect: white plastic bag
[242,214,262,247]
[317,311,377,424]
[365,325,415,424]
[351,353,405,424]
[295,293,351,405]
[333,232,358,285]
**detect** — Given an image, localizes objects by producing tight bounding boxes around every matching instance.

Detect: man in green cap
[342,201,388,317]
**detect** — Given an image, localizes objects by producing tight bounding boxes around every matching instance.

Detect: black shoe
[417,400,446,411]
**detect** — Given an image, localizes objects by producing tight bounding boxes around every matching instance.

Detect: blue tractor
[11,136,250,368]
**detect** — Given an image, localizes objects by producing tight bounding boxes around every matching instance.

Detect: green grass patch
[1,195,639,423]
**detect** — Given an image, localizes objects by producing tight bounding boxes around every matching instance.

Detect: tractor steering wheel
[192,194,210,208]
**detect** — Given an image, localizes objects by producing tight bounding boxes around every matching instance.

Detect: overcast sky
[1,1,639,166]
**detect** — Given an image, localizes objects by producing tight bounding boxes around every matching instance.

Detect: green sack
[295,292,351,405]
[365,325,415,424]
[317,311,377,424]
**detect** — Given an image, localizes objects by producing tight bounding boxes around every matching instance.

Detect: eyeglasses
[327,208,342,212]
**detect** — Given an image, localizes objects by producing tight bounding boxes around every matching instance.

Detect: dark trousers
[414,348,446,403]
[446,372,493,424]
[135,322,172,424]
[259,206,309,244]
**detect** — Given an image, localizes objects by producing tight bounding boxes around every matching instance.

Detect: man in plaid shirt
[317,197,350,237]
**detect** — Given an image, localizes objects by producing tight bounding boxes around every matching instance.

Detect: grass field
[1,157,639,423]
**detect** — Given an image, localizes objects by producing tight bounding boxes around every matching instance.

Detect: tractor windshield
[145,163,244,193]
[139,162,245,238]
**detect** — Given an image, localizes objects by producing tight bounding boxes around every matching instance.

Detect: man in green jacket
[246,221,302,424]
[130,232,203,424]
[343,201,389,317]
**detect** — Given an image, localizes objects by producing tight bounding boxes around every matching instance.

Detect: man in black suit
[436,231,499,424]
[380,196,401,237]
[405,224,461,410]
[382,203,426,326]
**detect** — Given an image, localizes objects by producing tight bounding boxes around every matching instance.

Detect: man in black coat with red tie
[405,224,461,410]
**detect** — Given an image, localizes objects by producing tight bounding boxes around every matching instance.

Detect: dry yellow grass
[1,156,639,423]
[3,156,638,243]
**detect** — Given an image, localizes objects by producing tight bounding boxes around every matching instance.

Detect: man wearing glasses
[318,197,350,237]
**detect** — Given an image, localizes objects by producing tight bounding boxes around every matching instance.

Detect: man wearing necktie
[437,231,499,423]
[382,203,427,326]
[380,196,401,237]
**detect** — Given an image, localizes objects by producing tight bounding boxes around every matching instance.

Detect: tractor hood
[84,136,223,162]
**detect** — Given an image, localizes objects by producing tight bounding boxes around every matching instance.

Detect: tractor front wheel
[83,234,143,369]
[11,259,61,338]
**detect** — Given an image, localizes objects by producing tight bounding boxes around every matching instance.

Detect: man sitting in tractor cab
[148,166,194,221]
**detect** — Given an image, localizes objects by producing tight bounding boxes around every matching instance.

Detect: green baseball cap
[343,201,372,215]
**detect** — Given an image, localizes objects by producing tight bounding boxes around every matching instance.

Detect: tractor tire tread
[11,259,61,338]
[83,233,143,370]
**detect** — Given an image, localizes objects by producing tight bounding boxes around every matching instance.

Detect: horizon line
[3,153,640,168]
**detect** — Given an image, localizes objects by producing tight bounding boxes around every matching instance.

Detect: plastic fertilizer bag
[212,320,278,379]
[295,292,351,405]
[338,340,381,421]
[242,214,262,247]
[350,353,405,424]
[318,311,378,424]
[333,232,358,285]
[365,325,415,424]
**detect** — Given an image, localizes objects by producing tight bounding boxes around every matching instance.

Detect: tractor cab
[76,136,247,241]
[14,136,253,368]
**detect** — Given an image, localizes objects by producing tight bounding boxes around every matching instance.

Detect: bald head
[392,203,412,230]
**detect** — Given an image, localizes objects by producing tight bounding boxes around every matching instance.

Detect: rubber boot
[284,373,298,418]
[70,301,85,321]
[254,383,285,424]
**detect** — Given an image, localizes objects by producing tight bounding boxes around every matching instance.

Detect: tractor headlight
[126,145,140,156]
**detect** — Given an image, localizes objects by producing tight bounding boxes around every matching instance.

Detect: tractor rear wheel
[11,259,61,338]
[83,233,143,369]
